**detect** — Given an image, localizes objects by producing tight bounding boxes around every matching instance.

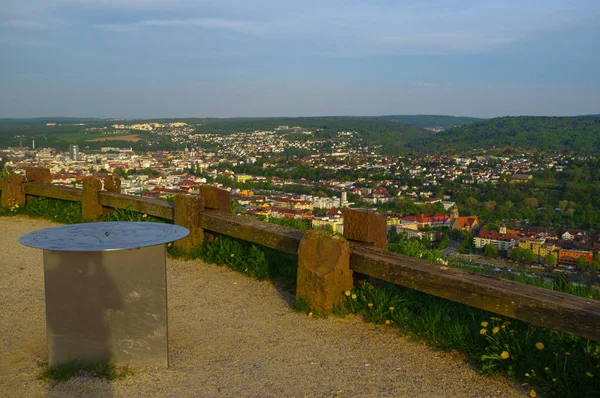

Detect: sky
[1,0,599,119]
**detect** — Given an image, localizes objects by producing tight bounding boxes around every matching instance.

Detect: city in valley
[1,117,599,280]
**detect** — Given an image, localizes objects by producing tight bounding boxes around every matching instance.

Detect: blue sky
[1,0,599,118]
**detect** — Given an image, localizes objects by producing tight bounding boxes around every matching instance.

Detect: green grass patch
[0,196,85,224]
[191,233,298,292]
[292,297,311,313]
[166,243,188,259]
[38,360,133,383]
[99,207,170,223]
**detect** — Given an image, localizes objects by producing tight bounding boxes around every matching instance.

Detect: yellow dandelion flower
[367,303,374,308]
[566,352,570,356]
[167,242,172,247]
[480,329,487,335]
[501,325,506,329]
[142,213,147,218]
[531,369,536,374]
[544,367,549,371]
[385,320,391,325]
[535,342,544,350]
[344,290,351,297]
[351,294,357,300]
[308,312,313,318]
[552,378,556,383]
[587,372,594,378]
[501,351,510,360]
[389,307,395,311]
[492,327,500,334]
[230,253,235,257]
[529,390,536,398]
[525,373,531,378]
[481,321,489,327]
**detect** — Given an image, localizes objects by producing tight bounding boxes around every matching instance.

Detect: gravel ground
[0,216,528,397]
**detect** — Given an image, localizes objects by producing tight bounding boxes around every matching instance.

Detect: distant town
[1,120,599,275]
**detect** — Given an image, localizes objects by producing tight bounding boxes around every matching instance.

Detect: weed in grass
[38,360,132,383]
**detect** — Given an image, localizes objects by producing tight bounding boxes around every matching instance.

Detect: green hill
[0,117,105,125]
[0,116,430,155]
[175,116,430,154]
[407,116,600,153]
[376,114,481,129]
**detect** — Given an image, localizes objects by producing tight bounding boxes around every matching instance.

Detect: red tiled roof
[478,229,519,241]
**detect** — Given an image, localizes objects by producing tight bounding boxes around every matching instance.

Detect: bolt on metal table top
[19,222,189,251]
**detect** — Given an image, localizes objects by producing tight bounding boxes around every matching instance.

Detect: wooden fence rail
[1,167,600,342]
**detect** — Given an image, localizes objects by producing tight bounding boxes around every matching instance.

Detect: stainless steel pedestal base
[43,245,168,367]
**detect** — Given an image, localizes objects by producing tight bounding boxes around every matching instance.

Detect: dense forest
[408,116,600,153]
[376,114,481,129]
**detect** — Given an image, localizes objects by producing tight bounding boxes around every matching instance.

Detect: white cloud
[96,18,269,35]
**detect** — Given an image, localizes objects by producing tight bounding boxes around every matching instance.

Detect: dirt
[0,216,528,397]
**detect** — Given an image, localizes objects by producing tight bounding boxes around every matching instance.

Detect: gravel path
[0,216,528,397]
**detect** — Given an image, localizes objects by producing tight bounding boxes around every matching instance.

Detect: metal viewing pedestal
[19,222,189,368]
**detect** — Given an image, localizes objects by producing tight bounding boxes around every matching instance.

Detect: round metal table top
[19,222,190,251]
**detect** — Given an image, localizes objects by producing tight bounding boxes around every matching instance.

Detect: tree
[483,222,500,232]
[421,236,431,249]
[484,201,497,212]
[483,244,499,258]
[510,247,524,262]
[576,256,591,271]
[437,233,450,250]
[458,234,474,254]
[523,197,539,209]
[466,197,479,207]
[523,249,536,264]
[542,253,557,267]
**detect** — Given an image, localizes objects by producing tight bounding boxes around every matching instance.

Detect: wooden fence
[1,167,599,342]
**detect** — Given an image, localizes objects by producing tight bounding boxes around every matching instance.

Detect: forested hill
[0,117,105,125]
[376,115,481,129]
[0,116,430,155]
[407,116,600,153]
[173,117,431,154]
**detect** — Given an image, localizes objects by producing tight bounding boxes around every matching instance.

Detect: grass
[38,360,133,383]
[98,207,169,223]
[0,196,84,224]
[190,232,298,291]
